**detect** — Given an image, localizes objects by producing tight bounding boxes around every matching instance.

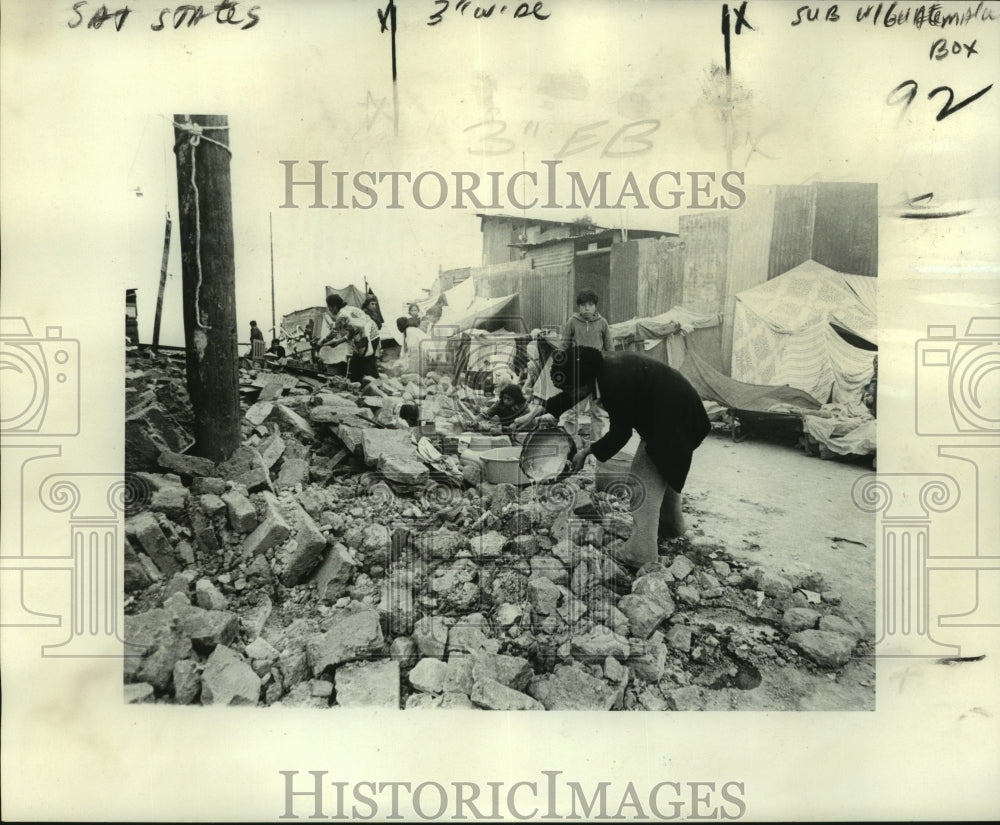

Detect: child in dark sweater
[481,384,528,428]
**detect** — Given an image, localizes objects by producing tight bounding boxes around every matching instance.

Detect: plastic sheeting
[731,260,876,404]
[608,305,720,368]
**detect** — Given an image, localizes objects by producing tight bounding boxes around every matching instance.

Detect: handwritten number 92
[888,80,993,122]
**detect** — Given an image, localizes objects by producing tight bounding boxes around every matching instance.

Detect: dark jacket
[544,351,710,492]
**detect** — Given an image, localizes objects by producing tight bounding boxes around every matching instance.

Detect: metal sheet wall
[811,182,878,276]
[768,185,816,278]
[636,237,685,318]
[609,241,639,323]
[528,241,574,269]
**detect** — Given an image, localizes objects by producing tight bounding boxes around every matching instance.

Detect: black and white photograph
[2,0,998,820]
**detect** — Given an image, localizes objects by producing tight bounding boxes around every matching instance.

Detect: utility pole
[269,212,277,337]
[151,211,172,353]
[173,114,241,463]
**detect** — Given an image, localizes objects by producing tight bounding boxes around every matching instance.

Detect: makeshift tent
[608,306,720,368]
[324,283,367,308]
[730,260,877,404]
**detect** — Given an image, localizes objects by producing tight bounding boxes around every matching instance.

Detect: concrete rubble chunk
[172,660,201,704]
[258,432,286,469]
[782,607,822,633]
[217,445,272,493]
[527,577,563,616]
[334,660,400,708]
[667,555,695,580]
[195,578,229,611]
[200,645,261,706]
[124,539,156,592]
[272,404,316,440]
[665,624,693,652]
[413,615,449,659]
[277,458,311,489]
[242,492,292,557]
[409,657,448,694]
[361,428,416,466]
[336,425,365,454]
[158,449,216,477]
[125,683,156,704]
[199,493,227,519]
[617,593,671,639]
[124,608,194,691]
[125,512,181,578]
[631,575,677,613]
[667,686,703,711]
[222,490,258,533]
[126,398,193,472]
[750,567,794,598]
[818,615,863,639]
[378,578,416,636]
[471,676,544,710]
[168,601,240,653]
[245,400,274,427]
[789,629,857,668]
[275,500,329,586]
[470,651,533,692]
[149,484,191,520]
[529,664,619,710]
[314,543,358,602]
[306,607,384,674]
[629,637,667,682]
[570,626,631,662]
[190,476,227,496]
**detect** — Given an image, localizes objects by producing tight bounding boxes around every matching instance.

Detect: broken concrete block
[337,425,365,455]
[529,664,618,710]
[334,660,400,708]
[314,543,357,602]
[306,607,384,674]
[629,636,667,682]
[527,577,563,616]
[665,624,693,652]
[470,651,533,692]
[530,555,569,586]
[124,608,194,692]
[258,432,286,469]
[172,660,201,704]
[217,445,272,493]
[818,614,864,639]
[200,645,261,706]
[616,594,670,639]
[198,493,227,520]
[124,683,156,704]
[222,490,258,533]
[276,458,311,489]
[667,555,695,580]
[782,608,822,633]
[124,538,157,592]
[190,476,227,496]
[158,449,216,478]
[126,398,193,472]
[242,492,291,557]
[377,453,428,488]
[471,677,544,710]
[409,657,448,694]
[275,500,328,586]
[245,400,274,427]
[666,686,703,711]
[195,578,229,611]
[272,404,315,441]
[125,512,181,578]
[412,615,448,659]
[788,629,857,668]
[570,626,631,663]
[631,575,676,613]
[361,428,415,466]
[378,578,416,636]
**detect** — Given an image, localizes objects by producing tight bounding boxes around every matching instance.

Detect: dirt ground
[677,432,876,710]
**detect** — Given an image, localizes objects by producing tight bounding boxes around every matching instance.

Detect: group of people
[470,289,711,569]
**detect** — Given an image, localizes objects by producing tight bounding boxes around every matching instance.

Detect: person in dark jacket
[515,343,710,567]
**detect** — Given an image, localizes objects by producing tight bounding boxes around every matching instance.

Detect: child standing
[561,290,613,441]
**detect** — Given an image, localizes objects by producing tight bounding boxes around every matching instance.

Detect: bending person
[515,344,710,568]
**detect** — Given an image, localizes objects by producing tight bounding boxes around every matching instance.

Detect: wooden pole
[172,114,241,463]
[151,210,172,353]
[269,212,276,337]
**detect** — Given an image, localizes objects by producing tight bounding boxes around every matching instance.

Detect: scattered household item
[481,446,531,485]
[518,428,576,483]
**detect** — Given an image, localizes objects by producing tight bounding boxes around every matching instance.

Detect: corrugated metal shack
[441,183,876,375]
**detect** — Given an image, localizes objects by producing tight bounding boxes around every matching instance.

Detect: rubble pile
[123,351,872,709]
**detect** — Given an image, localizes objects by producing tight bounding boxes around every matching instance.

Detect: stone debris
[123,350,872,711]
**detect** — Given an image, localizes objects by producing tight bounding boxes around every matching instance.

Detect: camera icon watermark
[915,317,1000,437]
[0,316,81,437]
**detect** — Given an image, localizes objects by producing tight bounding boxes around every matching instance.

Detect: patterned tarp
[731,260,876,404]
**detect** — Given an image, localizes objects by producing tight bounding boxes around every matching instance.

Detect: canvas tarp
[731,260,877,404]
[678,345,822,412]
[324,283,367,308]
[609,306,720,369]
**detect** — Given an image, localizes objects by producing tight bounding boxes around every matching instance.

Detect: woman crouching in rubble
[514,343,710,569]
